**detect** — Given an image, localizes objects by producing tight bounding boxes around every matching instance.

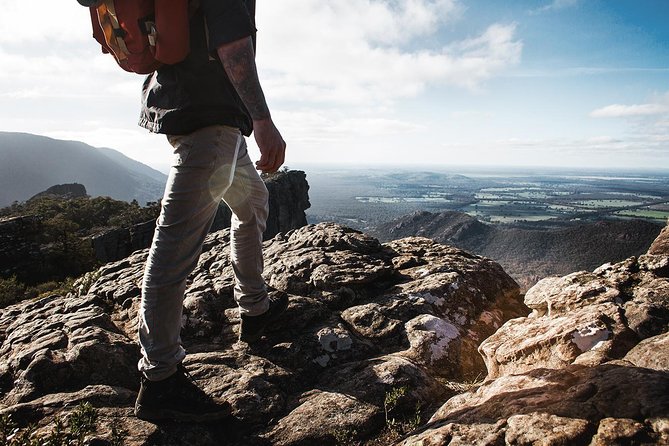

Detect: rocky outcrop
[400,224,669,446]
[648,221,669,255]
[480,254,668,378]
[0,223,522,445]
[265,170,311,240]
[91,170,311,263]
[91,220,158,264]
[28,183,88,201]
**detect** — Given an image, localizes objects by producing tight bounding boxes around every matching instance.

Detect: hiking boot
[239,291,289,343]
[134,364,231,422]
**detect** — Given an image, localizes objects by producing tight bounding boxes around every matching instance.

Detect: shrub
[0,276,25,308]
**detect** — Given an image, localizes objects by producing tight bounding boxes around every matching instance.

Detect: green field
[572,200,644,208]
[614,209,669,220]
[355,196,453,204]
[487,215,556,223]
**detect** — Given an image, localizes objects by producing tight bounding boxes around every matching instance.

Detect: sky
[1,0,668,173]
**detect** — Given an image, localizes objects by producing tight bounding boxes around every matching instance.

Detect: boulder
[648,221,669,255]
[480,254,669,379]
[398,362,669,446]
[400,243,669,445]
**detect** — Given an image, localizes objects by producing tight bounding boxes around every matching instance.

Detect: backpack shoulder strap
[96,1,130,61]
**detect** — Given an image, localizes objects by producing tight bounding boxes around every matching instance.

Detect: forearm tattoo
[220,38,271,121]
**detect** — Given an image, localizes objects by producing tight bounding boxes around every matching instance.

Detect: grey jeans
[138,125,269,381]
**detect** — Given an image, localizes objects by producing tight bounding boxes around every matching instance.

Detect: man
[133,0,287,422]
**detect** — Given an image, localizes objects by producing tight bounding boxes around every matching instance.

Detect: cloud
[507,67,669,78]
[0,0,525,171]
[257,1,521,105]
[533,0,579,14]
[590,104,669,118]
[0,2,91,43]
[589,93,669,151]
[438,134,669,168]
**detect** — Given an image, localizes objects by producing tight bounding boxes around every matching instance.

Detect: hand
[253,118,286,174]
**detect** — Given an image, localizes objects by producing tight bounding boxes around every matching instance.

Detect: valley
[304,165,669,229]
[303,165,669,290]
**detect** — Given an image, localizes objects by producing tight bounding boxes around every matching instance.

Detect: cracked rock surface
[0,223,522,445]
[400,224,669,446]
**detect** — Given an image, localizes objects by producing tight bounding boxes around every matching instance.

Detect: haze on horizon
[0,0,668,174]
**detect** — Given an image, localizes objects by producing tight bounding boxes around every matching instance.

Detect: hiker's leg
[138,125,243,380]
[222,141,270,316]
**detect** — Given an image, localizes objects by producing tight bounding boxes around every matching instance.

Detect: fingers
[257,142,286,173]
[255,142,286,173]
[253,119,286,173]
[276,141,286,169]
[255,149,276,172]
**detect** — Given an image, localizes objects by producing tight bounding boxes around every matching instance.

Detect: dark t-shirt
[138,0,256,136]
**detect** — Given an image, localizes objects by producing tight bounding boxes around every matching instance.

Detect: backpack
[84,0,192,74]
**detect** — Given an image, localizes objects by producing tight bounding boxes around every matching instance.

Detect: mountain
[0,222,667,444]
[0,132,167,207]
[372,210,664,290]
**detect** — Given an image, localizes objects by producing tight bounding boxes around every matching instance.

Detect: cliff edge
[401,221,669,445]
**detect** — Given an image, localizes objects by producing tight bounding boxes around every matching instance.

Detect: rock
[623,332,669,371]
[480,253,669,380]
[399,362,669,446]
[648,221,669,255]
[91,227,133,264]
[505,413,591,445]
[266,391,381,445]
[0,294,140,408]
[0,222,522,445]
[264,169,310,241]
[590,418,655,446]
[28,183,88,201]
[92,220,156,264]
[401,247,669,446]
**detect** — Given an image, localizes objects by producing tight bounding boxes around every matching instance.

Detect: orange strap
[96,1,129,62]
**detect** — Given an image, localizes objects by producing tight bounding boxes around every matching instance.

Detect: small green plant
[332,427,359,446]
[0,414,38,446]
[379,386,423,441]
[384,385,408,428]
[41,416,67,445]
[109,417,128,446]
[0,402,98,446]
[404,402,422,432]
[68,402,98,443]
[73,270,101,296]
[1,413,18,444]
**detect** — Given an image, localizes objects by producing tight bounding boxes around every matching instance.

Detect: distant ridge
[0,132,166,207]
[373,210,663,290]
[28,183,88,201]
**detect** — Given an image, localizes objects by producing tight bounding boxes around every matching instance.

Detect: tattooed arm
[217,37,285,173]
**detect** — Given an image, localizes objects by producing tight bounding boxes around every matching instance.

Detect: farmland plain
[302,165,669,230]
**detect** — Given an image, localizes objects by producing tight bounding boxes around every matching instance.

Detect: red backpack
[86,0,191,74]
